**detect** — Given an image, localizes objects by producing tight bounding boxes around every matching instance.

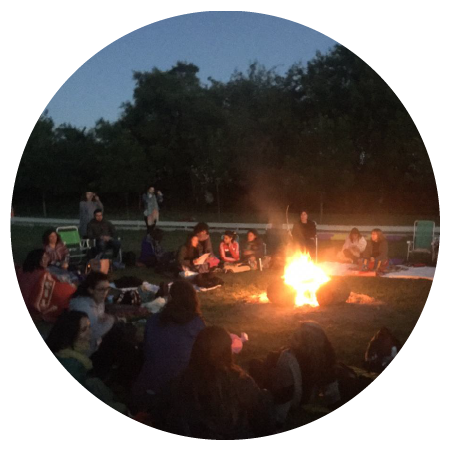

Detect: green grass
[12,223,432,429]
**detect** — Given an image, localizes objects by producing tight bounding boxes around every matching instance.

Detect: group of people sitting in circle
[39,273,373,438]
[15,194,395,438]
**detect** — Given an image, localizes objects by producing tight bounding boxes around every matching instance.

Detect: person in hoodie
[131,280,205,412]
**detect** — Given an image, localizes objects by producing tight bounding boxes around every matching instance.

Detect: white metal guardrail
[10,216,440,238]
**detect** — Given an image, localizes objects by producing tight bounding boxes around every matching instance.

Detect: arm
[86,222,95,240]
[231,242,240,261]
[108,221,117,238]
[379,240,389,260]
[358,237,367,254]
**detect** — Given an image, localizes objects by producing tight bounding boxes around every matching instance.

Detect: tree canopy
[14,45,438,217]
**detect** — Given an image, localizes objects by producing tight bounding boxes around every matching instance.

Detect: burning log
[266,279,296,307]
[316,278,351,307]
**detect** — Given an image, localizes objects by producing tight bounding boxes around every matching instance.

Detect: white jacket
[342,236,367,258]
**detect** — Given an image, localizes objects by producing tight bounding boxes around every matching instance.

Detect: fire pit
[266,251,332,308]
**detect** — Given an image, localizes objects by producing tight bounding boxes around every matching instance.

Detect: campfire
[282,252,330,307]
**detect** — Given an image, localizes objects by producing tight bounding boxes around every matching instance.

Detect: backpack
[192,273,225,288]
[364,327,402,373]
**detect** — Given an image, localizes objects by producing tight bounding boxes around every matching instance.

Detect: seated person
[360,228,389,272]
[242,229,264,269]
[291,210,317,257]
[194,222,220,268]
[46,310,128,414]
[249,321,341,427]
[42,228,69,269]
[153,326,273,439]
[219,231,240,264]
[87,209,121,259]
[69,271,140,383]
[337,227,367,263]
[17,249,77,322]
[177,234,209,274]
[193,222,213,255]
[131,280,205,412]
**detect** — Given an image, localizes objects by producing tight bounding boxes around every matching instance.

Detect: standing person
[154,326,273,439]
[132,280,205,412]
[337,227,367,263]
[361,228,389,271]
[291,210,317,257]
[87,209,121,259]
[79,192,103,238]
[142,185,163,234]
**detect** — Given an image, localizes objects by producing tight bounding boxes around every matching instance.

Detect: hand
[157,191,162,196]
[62,262,69,270]
[193,258,201,265]
[101,235,111,241]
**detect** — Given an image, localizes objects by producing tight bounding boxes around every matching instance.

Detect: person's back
[154,326,273,439]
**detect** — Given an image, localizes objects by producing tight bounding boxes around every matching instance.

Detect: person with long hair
[193,222,213,255]
[79,192,103,238]
[177,234,209,273]
[361,228,389,271]
[219,231,240,264]
[46,310,128,414]
[337,227,367,263]
[142,185,163,234]
[154,326,273,439]
[17,249,77,322]
[42,228,69,269]
[291,210,317,257]
[131,280,205,412]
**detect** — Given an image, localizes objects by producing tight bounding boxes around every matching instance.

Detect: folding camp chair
[407,220,438,263]
[56,226,91,267]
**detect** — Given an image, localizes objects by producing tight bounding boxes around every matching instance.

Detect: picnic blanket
[318,262,435,280]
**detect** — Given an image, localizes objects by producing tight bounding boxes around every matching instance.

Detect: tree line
[13,44,439,219]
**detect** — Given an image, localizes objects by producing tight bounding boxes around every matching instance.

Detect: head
[186,233,199,249]
[371,228,385,243]
[147,186,155,194]
[349,227,361,242]
[160,280,201,324]
[46,311,91,354]
[189,326,233,372]
[300,211,308,223]
[223,231,236,245]
[22,249,49,272]
[83,271,110,304]
[247,229,259,242]
[290,321,336,400]
[194,222,209,241]
[83,192,95,202]
[93,209,103,222]
[42,228,61,246]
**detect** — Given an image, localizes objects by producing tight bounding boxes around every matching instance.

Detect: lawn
[11,223,432,428]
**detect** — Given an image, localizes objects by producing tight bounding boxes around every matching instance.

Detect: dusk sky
[45,11,336,129]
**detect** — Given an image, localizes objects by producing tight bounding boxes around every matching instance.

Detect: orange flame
[282,252,330,307]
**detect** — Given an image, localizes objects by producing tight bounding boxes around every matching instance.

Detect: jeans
[96,238,121,258]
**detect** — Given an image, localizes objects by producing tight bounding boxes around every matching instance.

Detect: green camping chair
[407,220,438,262]
[56,226,91,266]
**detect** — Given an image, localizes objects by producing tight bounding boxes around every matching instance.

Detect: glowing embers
[282,252,330,307]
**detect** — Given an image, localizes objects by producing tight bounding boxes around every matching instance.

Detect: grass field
[11,223,432,428]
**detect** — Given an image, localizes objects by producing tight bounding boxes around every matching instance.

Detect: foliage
[14,46,439,216]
